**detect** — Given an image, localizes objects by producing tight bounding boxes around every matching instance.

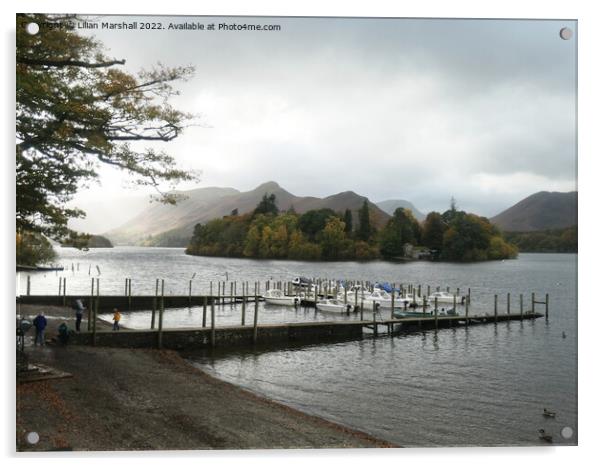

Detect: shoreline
[17,304,395,451]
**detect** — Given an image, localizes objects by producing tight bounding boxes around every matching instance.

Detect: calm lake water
[19,247,578,447]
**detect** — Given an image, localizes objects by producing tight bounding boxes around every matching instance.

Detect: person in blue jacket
[32,312,47,346]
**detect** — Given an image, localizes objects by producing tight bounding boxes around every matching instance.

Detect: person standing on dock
[72,299,86,332]
[112,308,121,331]
[32,312,47,346]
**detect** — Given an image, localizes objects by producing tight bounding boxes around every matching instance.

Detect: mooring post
[151,279,158,329]
[494,294,498,322]
[453,293,457,312]
[157,279,165,349]
[434,297,438,329]
[507,292,510,314]
[531,292,535,313]
[354,288,358,311]
[446,286,450,293]
[423,296,427,316]
[390,285,395,319]
[464,295,469,324]
[520,293,524,319]
[242,293,246,326]
[211,298,216,348]
[217,281,221,305]
[92,278,99,346]
[372,301,378,336]
[202,296,207,328]
[62,277,67,306]
[128,278,132,311]
[545,293,549,319]
[210,281,213,297]
[360,298,364,320]
[427,285,431,297]
[253,295,259,343]
[189,280,192,306]
[124,278,128,296]
[230,282,234,305]
[468,288,471,304]
[88,278,94,332]
[26,275,31,296]
[418,284,421,297]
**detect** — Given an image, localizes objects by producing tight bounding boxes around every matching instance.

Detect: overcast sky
[68,16,576,232]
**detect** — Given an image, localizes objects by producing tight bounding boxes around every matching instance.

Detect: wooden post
[211,297,216,347]
[520,294,524,319]
[545,293,549,318]
[151,279,158,329]
[253,295,259,343]
[217,281,221,305]
[468,288,471,304]
[189,280,192,306]
[434,297,438,329]
[427,285,431,297]
[241,294,246,326]
[210,281,213,297]
[26,275,31,296]
[494,294,498,322]
[507,292,510,314]
[464,295,468,324]
[124,278,128,296]
[453,293,456,312]
[418,284,421,297]
[92,278,99,346]
[423,296,427,316]
[62,277,66,305]
[87,278,94,331]
[202,296,207,328]
[531,292,535,313]
[158,279,165,349]
[372,301,378,336]
[390,285,395,319]
[446,286,450,293]
[354,288,358,310]
[360,298,364,320]
[230,282,233,305]
[128,278,132,311]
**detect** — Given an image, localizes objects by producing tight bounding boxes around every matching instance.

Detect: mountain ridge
[106,182,391,246]
[489,191,577,232]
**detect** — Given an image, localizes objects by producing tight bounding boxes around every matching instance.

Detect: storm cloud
[70,16,576,230]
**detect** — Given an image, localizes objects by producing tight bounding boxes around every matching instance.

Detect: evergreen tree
[253,193,278,216]
[343,208,353,235]
[357,199,371,241]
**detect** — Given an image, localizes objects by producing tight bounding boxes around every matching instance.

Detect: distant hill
[490,191,577,232]
[376,199,425,221]
[106,181,391,246]
[61,234,113,248]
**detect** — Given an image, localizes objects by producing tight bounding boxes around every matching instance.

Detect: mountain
[490,191,577,232]
[376,199,425,221]
[106,182,391,246]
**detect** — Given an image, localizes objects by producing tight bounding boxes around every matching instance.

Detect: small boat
[292,277,312,288]
[428,291,466,305]
[538,429,553,443]
[263,289,302,306]
[316,299,353,314]
[359,289,411,309]
[543,408,556,418]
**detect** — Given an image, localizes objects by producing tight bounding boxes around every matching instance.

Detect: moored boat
[263,289,302,306]
[316,299,354,314]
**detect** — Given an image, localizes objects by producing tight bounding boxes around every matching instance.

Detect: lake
[18,247,578,447]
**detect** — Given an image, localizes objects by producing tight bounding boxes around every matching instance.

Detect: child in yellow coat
[112,308,121,331]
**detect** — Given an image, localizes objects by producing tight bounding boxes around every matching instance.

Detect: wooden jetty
[65,311,543,352]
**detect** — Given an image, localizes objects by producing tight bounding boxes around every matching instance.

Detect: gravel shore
[16,304,394,451]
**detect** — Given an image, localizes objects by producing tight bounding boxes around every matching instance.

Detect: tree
[422,212,447,251]
[357,199,372,241]
[16,231,56,266]
[253,193,278,216]
[298,208,336,240]
[379,208,419,258]
[230,208,239,216]
[16,13,198,243]
[319,216,351,260]
[343,208,353,235]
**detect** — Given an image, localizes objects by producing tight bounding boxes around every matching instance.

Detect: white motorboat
[358,289,412,309]
[428,291,466,305]
[263,289,302,306]
[316,299,354,314]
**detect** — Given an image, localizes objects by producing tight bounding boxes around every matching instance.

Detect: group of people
[30,300,123,346]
